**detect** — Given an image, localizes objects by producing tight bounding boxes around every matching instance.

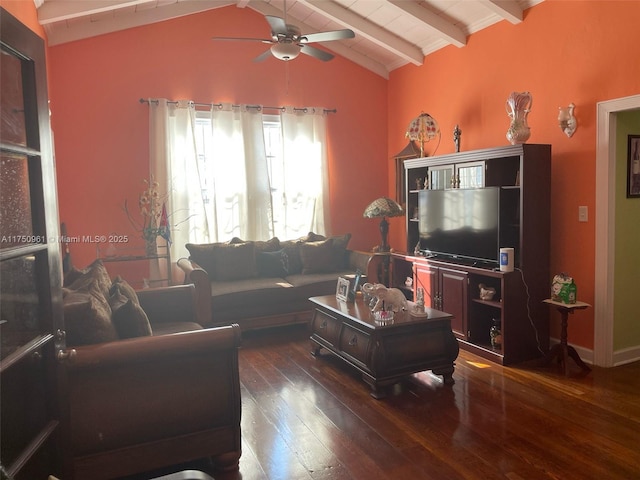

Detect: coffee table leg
[366,378,388,399]
[432,365,455,385]
[310,340,321,357]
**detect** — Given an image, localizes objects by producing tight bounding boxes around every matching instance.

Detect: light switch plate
[578,206,588,222]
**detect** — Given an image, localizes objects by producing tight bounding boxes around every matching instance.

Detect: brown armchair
[64,284,241,480]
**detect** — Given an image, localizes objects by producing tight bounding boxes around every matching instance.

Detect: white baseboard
[550,338,640,367]
[611,345,640,366]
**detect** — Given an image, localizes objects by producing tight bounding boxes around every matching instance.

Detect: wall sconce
[558,103,577,138]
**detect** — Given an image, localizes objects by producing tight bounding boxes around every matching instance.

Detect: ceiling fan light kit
[271,41,300,61]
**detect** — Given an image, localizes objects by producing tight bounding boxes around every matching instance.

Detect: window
[192,112,318,241]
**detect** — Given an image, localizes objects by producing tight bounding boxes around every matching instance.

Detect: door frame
[594,94,640,367]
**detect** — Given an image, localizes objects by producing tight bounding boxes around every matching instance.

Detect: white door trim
[594,94,640,367]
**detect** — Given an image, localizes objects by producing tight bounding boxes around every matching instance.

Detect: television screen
[418,187,500,264]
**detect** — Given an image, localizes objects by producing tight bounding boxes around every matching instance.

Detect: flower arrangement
[124,177,170,253]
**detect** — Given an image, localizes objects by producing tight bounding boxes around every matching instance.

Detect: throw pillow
[66,260,112,300]
[229,236,279,252]
[63,266,84,287]
[299,239,338,274]
[213,241,258,281]
[279,240,304,274]
[329,233,352,270]
[186,242,221,279]
[256,249,289,277]
[306,232,326,242]
[254,237,281,253]
[109,276,140,305]
[110,286,153,339]
[63,290,119,346]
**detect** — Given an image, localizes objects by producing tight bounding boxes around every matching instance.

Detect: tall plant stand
[543,299,591,375]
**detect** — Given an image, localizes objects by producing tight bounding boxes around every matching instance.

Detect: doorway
[594,94,640,367]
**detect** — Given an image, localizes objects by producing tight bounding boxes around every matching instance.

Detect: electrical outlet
[578,206,588,222]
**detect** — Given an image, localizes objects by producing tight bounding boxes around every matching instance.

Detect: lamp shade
[405,112,440,157]
[363,197,404,219]
[363,197,403,253]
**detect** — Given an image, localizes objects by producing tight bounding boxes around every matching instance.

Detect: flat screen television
[418,187,503,266]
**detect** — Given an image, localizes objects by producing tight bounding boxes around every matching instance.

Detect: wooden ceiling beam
[387,0,466,48]
[298,0,424,66]
[478,0,523,24]
[38,0,155,25]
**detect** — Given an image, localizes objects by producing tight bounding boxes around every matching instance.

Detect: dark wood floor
[146,324,640,480]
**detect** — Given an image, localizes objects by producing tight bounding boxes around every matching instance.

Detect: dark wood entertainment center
[391,144,551,365]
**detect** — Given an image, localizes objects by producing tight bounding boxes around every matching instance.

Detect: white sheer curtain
[148,99,201,283]
[209,104,273,242]
[279,107,329,238]
[148,100,272,268]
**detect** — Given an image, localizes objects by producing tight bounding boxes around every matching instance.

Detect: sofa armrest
[177,257,212,326]
[136,284,205,326]
[67,323,241,369]
[66,324,242,479]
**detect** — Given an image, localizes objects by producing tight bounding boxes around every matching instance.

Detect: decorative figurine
[490,318,502,349]
[416,287,425,309]
[453,124,462,152]
[361,283,408,313]
[479,283,496,301]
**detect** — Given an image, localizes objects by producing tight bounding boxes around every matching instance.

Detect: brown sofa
[61,261,241,479]
[177,233,373,331]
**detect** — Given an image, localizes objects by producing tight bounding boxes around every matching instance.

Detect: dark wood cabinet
[438,266,468,339]
[414,261,468,339]
[399,144,551,365]
[1,9,65,479]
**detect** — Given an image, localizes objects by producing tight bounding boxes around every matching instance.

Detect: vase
[145,237,157,256]
[505,91,532,145]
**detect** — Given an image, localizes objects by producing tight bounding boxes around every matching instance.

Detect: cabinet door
[429,164,454,190]
[456,161,485,188]
[439,268,468,339]
[414,262,438,308]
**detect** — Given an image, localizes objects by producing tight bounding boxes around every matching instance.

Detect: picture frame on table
[627,135,640,198]
[336,277,350,302]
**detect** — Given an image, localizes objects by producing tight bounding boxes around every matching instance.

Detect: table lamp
[363,197,404,252]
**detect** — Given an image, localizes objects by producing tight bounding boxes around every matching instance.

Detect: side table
[543,299,591,375]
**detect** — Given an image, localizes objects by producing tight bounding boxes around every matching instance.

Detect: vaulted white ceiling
[36,0,543,78]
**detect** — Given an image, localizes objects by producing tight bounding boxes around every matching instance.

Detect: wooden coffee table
[309,295,459,398]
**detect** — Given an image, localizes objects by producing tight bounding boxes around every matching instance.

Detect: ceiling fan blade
[300,44,334,62]
[212,37,274,44]
[265,15,288,35]
[253,48,274,63]
[301,29,355,44]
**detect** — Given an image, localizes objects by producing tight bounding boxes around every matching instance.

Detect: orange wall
[1,0,46,39]
[48,6,388,271]
[388,0,640,349]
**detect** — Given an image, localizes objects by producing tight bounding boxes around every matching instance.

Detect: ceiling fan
[212,12,355,63]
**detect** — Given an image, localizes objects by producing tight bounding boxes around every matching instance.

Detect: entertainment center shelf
[398,144,551,365]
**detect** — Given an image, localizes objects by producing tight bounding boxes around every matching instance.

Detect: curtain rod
[139,98,336,114]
